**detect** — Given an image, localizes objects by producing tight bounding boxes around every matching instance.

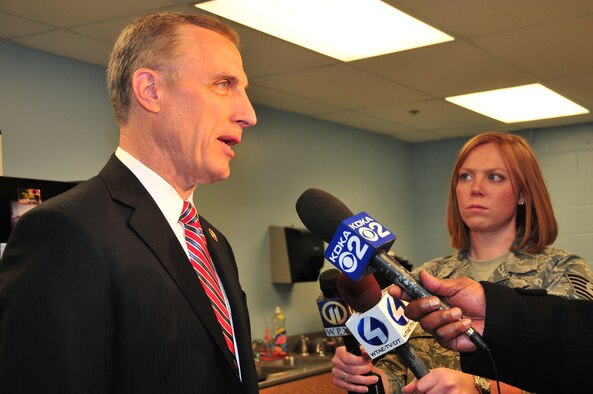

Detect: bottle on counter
[271,306,287,358]
[262,327,274,361]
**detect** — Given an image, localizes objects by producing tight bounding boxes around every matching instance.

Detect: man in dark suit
[0,11,258,393]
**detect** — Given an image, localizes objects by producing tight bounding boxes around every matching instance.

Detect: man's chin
[198,169,231,184]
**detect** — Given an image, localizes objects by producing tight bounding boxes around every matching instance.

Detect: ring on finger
[342,372,348,382]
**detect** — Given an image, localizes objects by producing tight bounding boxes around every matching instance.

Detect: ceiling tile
[314,110,417,132]
[14,30,113,66]
[0,12,53,38]
[313,110,441,142]
[545,73,593,110]
[248,84,343,116]
[387,130,445,143]
[352,40,533,97]
[71,16,139,45]
[387,0,593,37]
[359,99,505,130]
[430,125,516,140]
[0,0,178,27]
[252,64,429,109]
[471,14,593,80]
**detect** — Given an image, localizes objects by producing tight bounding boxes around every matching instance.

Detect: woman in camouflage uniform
[331,132,593,394]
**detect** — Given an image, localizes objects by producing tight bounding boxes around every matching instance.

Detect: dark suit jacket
[0,155,258,393]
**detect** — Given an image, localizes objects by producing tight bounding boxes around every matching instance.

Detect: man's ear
[131,68,162,114]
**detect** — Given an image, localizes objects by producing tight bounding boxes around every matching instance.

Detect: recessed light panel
[193,0,454,61]
[446,84,589,123]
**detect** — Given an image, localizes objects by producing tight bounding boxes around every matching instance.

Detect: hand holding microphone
[390,271,488,353]
[337,272,429,380]
[317,269,385,394]
[296,188,489,353]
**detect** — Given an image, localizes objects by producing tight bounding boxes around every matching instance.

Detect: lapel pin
[209,228,218,242]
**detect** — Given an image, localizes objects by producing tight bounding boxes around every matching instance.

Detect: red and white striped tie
[179,201,236,366]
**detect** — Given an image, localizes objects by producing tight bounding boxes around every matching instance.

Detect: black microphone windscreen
[295,188,353,244]
[319,269,341,298]
[337,273,381,313]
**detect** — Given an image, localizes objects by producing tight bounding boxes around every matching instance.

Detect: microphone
[296,188,489,352]
[317,269,385,394]
[337,272,430,379]
[317,269,357,342]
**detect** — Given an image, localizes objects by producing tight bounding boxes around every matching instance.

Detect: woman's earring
[518,200,525,206]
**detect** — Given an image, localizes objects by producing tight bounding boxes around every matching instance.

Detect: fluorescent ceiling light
[446,84,589,123]
[193,0,454,61]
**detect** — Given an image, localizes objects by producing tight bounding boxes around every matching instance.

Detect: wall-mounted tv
[0,176,79,244]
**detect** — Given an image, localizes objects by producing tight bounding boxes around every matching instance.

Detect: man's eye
[216,80,230,90]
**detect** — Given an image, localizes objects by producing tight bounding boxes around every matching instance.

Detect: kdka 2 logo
[324,212,396,280]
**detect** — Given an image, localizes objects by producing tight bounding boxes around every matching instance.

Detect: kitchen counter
[257,355,333,389]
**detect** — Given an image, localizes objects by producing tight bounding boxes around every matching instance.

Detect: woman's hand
[402,368,478,394]
[331,345,379,393]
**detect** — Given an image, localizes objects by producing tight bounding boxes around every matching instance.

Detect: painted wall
[2,41,592,343]
[0,42,119,181]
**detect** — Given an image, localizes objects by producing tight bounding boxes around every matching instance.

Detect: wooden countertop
[257,356,333,389]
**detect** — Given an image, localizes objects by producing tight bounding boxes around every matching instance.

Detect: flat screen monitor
[0,176,79,244]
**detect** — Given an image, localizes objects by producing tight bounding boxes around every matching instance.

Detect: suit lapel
[100,156,234,371]
[200,219,247,379]
[201,220,258,390]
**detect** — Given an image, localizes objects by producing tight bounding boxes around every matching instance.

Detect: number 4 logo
[387,297,409,326]
[358,317,388,346]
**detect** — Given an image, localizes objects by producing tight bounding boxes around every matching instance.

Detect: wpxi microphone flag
[316,295,353,337]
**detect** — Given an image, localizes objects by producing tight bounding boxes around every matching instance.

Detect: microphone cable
[485,347,502,394]
[470,345,501,393]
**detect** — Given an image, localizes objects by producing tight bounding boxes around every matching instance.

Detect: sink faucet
[296,335,309,356]
[315,337,327,356]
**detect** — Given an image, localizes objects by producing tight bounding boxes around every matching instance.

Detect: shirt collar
[115,147,191,226]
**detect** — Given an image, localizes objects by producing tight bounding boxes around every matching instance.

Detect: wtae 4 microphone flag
[345,290,417,360]
[316,296,353,337]
[324,212,396,281]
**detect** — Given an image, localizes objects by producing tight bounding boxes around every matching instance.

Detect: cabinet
[259,372,344,393]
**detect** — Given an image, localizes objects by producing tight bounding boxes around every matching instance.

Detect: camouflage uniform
[376,247,593,394]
